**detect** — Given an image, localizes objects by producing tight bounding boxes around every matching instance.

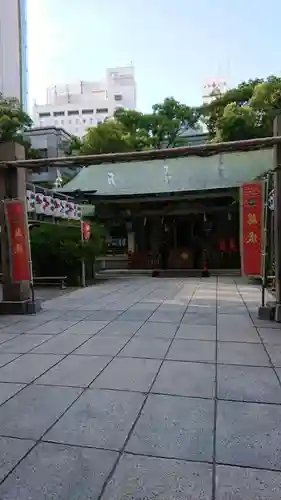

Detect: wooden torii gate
[1,127,281,318]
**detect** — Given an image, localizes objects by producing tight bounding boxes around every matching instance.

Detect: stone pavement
[0,277,280,498]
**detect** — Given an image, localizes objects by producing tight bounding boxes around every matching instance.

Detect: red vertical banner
[4,199,32,282]
[241,182,263,277]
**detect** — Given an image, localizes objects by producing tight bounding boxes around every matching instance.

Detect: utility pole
[274,116,281,321]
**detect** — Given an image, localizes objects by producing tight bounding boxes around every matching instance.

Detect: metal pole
[261,176,269,307]
[80,221,86,287]
[274,116,281,321]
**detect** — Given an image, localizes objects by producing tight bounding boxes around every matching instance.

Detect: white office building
[33,66,137,137]
[0,0,28,110]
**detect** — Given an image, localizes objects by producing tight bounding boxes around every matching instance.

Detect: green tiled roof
[60,149,273,197]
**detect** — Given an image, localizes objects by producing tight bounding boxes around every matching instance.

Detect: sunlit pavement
[0,277,280,499]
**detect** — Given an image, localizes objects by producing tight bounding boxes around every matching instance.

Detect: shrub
[30,222,103,285]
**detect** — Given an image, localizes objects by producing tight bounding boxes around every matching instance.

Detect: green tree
[67,135,83,156]
[73,98,200,155]
[203,76,281,142]
[151,97,200,148]
[115,98,200,149]
[114,108,153,150]
[0,94,32,143]
[80,119,135,155]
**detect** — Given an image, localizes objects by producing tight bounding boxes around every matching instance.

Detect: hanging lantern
[54,198,62,218]
[26,190,36,213]
[82,222,91,241]
[35,193,44,214]
[43,195,55,216]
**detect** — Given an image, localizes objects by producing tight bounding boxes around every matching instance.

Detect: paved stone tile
[167,339,216,363]
[86,310,122,321]
[217,365,281,403]
[176,324,216,340]
[0,334,52,354]
[126,394,214,461]
[97,321,143,337]
[218,342,270,366]
[116,309,153,321]
[92,357,161,392]
[28,321,78,335]
[52,310,94,321]
[30,333,92,355]
[101,454,213,500]
[0,437,35,483]
[258,328,281,344]
[0,353,63,383]
[0,384,81,440]
[216,400,281,470]
[45,388,145,450]
[148,310,183,323]
[0,382,25,406]
[0,323,40,334]
[217,305,248,314]
[36,355,112,387]
[0,353,20,368]
[118,337,171,359]
[0,442,118,500]
[135,321,178,339]
[134,302,159,311]
[264,344,281,367]
[217,314,253,329]
[152,360,215,398]
[64,321,109,335]
[74,335,128,356]
[217,326,260,343]
[216,464,281,499]
[0,334,20,345]
[182,313,216,326]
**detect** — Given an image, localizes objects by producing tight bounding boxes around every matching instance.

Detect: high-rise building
[33,66,137,137]
[202,79,228,105]
[0,0,28,110]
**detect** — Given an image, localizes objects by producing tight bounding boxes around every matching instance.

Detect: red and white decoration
[35,193,44,215]
[26,190,82,220]
[43,195,55,216]
[26,190,36,213]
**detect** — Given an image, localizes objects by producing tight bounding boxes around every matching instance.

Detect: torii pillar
[0,142,41,314]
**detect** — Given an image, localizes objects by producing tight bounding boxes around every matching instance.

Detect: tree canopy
[0,94,32,143]
[2,74,281,158]
[75,97,201,155]
[203,75,281,142]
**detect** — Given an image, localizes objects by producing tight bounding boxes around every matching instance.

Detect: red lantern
[82,222,91,241]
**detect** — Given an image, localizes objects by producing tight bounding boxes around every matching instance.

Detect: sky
[27,0,281,113]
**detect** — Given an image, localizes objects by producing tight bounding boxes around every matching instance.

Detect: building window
[53,111,65,117]
[68,119,72,125]
[39,112,51,118]
[114,94,122,101]
[61,120,64,125]
[54,120,58,125]
[75,118,80,124]
[90,118,93,124]
[96,108,108,113]
[82,109,94,115]
[68,110,79,116]
[83,119,86,124]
